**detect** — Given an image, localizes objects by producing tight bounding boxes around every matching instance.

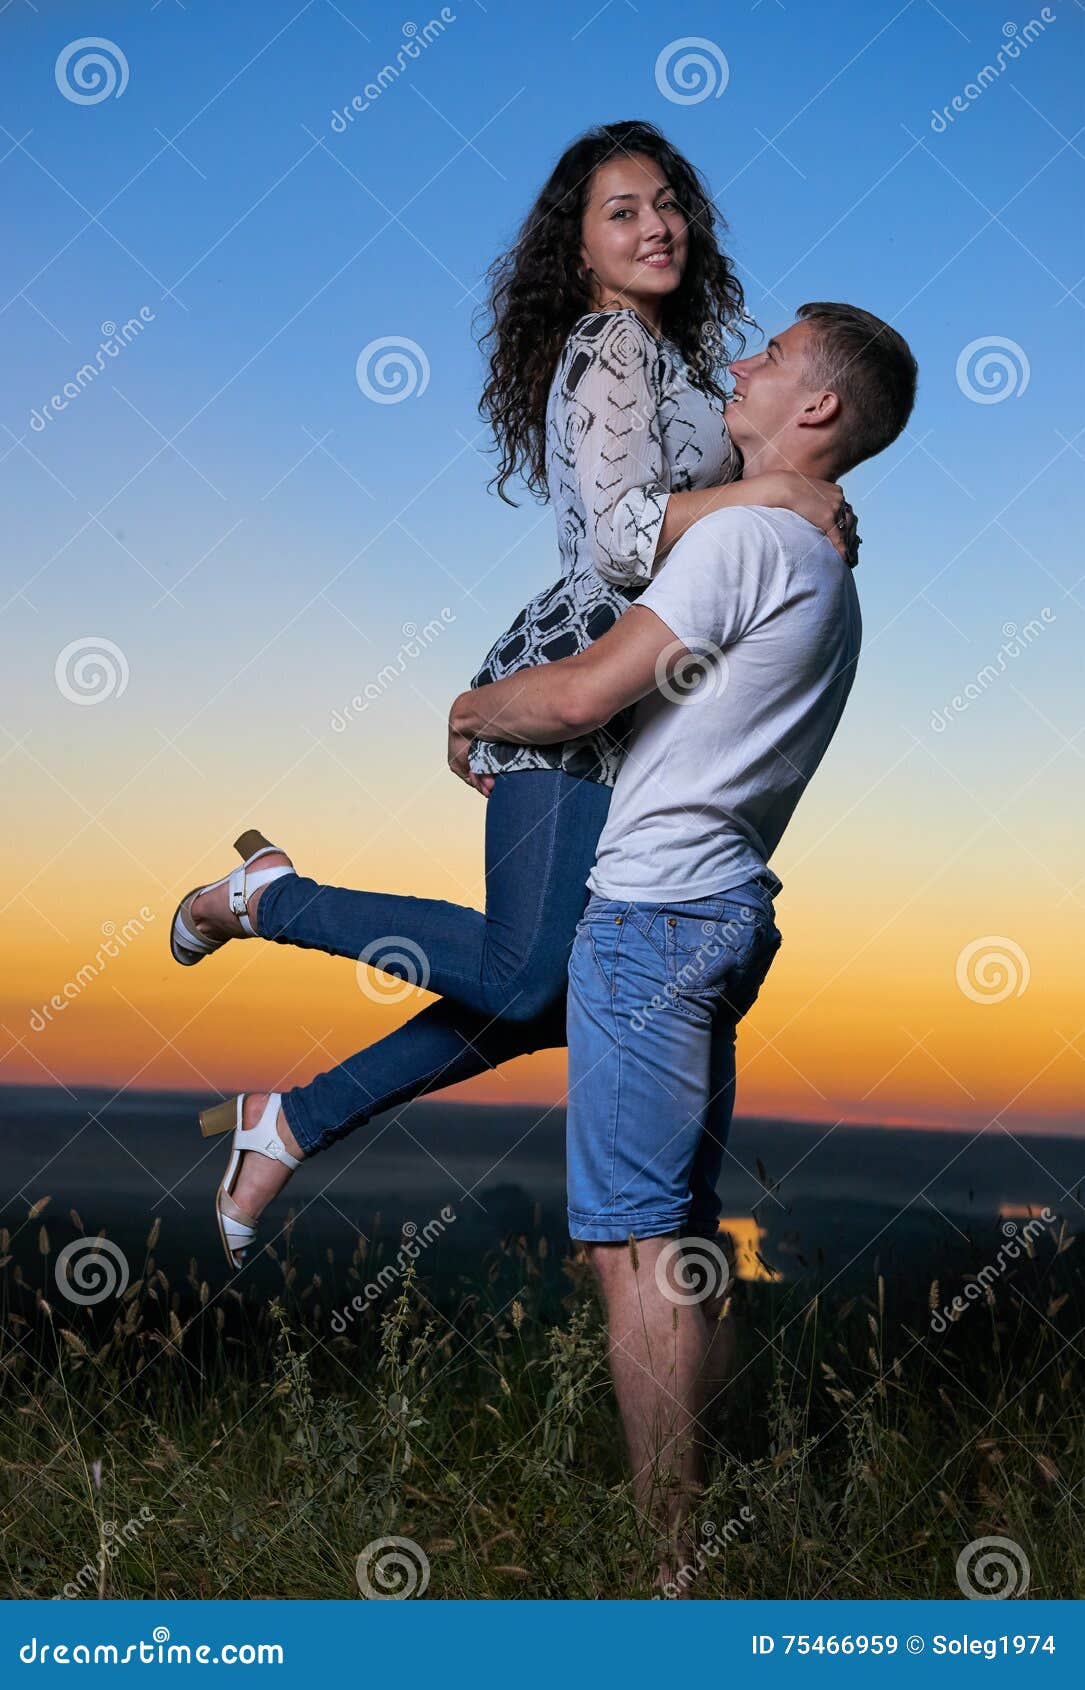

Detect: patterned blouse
[468,307,741,786]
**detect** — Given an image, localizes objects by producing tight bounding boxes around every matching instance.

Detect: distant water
[1,1085,1079,1289]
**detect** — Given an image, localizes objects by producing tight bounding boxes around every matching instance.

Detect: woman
[170,119,856,1270]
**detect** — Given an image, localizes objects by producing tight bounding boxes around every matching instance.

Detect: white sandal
[170,829,295,967]
[199,1091,302,1269]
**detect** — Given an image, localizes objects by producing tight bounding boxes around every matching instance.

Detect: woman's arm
[655,473,857,565]
[563,317,856,578]
[563,314,674,589]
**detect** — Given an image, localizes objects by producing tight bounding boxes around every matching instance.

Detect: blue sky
[1,0,1081,1126]
[4,0,1080,709]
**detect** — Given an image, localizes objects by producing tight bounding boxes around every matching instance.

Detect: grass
[1,1202,1082,1600]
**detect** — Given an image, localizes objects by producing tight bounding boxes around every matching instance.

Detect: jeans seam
[598,919,629,1220]
[287,1047,487,1155]
[481,772,565,1006]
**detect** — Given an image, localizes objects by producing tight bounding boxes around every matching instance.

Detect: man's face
[725,321,818,462]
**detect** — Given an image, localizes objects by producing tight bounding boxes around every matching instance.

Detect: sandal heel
[234,828,274,860]
[199,1099,237,1139]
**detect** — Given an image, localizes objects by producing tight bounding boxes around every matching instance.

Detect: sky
[1,0,1082,1135]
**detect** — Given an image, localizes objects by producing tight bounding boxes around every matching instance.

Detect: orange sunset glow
[4,756,1078,1136]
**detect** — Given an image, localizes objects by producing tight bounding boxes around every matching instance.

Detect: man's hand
[748,472,861,566]
[448,609,699,754]
[447,721,494,797]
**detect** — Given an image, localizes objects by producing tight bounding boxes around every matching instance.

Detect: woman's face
[579,153,688,321]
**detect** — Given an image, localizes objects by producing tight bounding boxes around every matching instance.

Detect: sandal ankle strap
[228,864,295,937]
[240,1092,301,1171]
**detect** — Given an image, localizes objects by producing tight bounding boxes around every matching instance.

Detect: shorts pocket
[571,917,617,996]
[664,905,780,1021]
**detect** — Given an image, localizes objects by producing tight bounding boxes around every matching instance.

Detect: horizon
[2,0,1080,1143]
[2,1078,1080,1144]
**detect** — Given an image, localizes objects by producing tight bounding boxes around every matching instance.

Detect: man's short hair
[796,301,918,473]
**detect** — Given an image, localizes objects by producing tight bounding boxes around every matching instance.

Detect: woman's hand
[745,472,860,567]
[447,724,494,796]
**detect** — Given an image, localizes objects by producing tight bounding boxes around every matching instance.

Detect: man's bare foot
[190,850,294,943]
[655,1530,700,1598]
[229,1092,305,1217]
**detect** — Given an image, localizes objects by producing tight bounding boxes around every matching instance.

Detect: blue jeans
[254,769,613,1155]
[565,882,783,1241]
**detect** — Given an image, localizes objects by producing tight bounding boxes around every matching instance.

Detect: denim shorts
[565,879,782,1242]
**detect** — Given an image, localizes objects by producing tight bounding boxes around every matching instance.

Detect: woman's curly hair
[474,118,752,505]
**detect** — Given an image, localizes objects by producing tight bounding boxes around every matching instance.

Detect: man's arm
[449,606,688,748]
[448,508,768,789]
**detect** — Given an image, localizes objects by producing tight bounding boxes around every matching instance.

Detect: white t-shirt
[587,506,862,902]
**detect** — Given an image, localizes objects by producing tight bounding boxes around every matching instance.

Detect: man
[449,302,918,1573]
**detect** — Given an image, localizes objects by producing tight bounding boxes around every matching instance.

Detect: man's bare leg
[695,1231,739,1443]
[587,1235,710,1594]
[700,1299,736,1408]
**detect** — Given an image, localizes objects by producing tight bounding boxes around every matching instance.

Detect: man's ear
[797,389,841,429]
